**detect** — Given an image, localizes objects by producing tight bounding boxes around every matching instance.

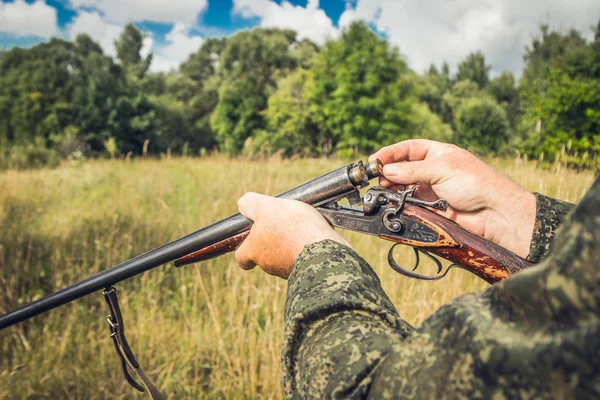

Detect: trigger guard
[387,244,457,281]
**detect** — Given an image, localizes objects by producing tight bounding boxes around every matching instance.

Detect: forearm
[282,240,411,398]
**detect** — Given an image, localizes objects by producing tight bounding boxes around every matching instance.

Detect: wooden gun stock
[174,231,249,267]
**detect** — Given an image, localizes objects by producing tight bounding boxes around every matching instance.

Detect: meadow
[0,156,596,399]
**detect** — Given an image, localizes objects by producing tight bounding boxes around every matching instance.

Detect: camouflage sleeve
[283,177,600,399]
[527,193,575,263]
[282,240,413,398]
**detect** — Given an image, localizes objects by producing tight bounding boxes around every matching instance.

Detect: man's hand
[235,192,349,279]
[370,139,536,258]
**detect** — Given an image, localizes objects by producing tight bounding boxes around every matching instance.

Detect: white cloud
[69,0,208,25]
[233,0,338,45]
[0,0,57,38]
[340,0,600,76]
[67,11,202,73]
[150,22,204,72]
[67,11,124,56]
[67,11,154,59]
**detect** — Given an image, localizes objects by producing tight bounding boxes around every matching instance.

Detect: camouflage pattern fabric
[527,193,575,263]
[283,178,599,399]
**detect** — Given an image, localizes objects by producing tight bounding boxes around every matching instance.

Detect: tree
[107,87,157,154]
[456,51,490,89]
[70,48,123,151]
[149,73,216,153]
[70,32,158,154]
[0,39,77,146]
[521,25,586,82]
[411,103,453,143]
[115,23,152,78]
[177,38,228,152]
[180,37,226,84]
[488,71,519,129]
[310,21,416,154]
[455,98,510,154]
[292,39,319,69]
[209,28,302,153]
[418,65,453,123]
[442,79,481,119]
[75,34,103,57]
[519,23,600,166]
[253,69,322,157]
[211,76,267,153]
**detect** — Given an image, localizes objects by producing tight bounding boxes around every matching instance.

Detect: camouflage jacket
[282,181,599,399]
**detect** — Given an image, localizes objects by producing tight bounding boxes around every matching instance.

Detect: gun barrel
[0,161,378,330]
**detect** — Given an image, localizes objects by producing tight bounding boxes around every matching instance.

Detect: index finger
[369,139,437,164]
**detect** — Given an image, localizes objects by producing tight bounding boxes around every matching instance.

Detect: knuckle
[406,162,419,177]
[442,143,461,154]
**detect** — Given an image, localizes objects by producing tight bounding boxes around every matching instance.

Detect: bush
[454,98,511,155]
[411,103,453,143]
[0,141,61,170]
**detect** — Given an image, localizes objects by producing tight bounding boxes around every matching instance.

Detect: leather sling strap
[103,286,167,400]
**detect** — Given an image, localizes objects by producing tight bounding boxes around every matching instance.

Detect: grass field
[0,156,596,399]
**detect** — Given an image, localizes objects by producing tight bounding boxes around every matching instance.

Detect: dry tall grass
[0,156,596,399]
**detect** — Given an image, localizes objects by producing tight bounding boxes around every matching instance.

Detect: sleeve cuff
[285,239,404,331]
[527,193,575,263]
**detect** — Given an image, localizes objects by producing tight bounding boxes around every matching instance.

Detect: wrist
[491,186,536,258]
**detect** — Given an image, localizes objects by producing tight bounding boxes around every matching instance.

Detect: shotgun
[0,159,534,398]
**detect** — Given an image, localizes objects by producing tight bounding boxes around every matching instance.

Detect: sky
[0,0,599,76]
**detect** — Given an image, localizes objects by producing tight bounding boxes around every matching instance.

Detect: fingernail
[383,164,399,176]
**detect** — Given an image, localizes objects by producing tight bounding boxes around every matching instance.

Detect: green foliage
[443,79,481,119]
[455,98,510,154]
[209,28,309,154]
[159,71,218,153]
[150,83,214,153]
[212,77,267,153]
[519,24,600,167]
[456,51,491,89]
[0,39,76,145]
[103,136,119,158]
[115,23,152,78]
[0,138,60,169]
[418,65,453,124]
[310,21,416,154]
[180,37,226,83]
[253,69,322,157]
[1,18,599,168]
[487,71,520,129]
[107,88,157,154]
[53,125,88,158]
[70,38,158,154]
[292,39,320,69]
[410,103,453,143]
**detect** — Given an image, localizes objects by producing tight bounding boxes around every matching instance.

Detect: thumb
[382,159,441,185]
[234,231,257,271]
[238,192,272,221]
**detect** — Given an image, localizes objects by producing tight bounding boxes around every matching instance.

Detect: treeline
[0,21,599,169]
